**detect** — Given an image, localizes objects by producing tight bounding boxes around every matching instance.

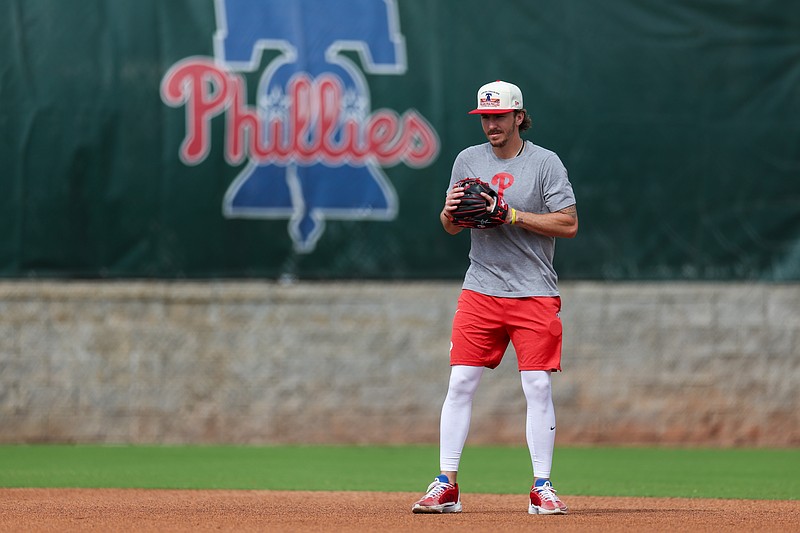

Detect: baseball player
[412,80,578,515]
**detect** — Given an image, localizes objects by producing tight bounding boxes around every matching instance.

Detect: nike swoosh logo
[550,426,556,431]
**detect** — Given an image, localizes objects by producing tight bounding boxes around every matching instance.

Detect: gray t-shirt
[449,141,576,297]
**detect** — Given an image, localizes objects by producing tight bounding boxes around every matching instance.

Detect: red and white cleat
[412,475,462,513]
[529,480,568,515]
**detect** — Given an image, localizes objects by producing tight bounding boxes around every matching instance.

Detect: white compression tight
[520,370,556,479]
[439,365,484,472]
[439,366,556,479]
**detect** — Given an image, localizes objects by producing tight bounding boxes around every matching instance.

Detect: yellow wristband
[511,208,517,225]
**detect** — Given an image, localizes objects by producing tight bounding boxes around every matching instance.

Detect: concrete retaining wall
[1,281,797,446]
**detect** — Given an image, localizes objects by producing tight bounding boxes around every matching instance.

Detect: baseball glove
[451,178,510,229]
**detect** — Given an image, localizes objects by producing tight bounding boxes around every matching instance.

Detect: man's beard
[489,134,508,148]
[487,125,516,147]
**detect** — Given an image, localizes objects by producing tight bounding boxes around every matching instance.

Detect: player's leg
[411,365,483,514]
[412,290,508,514]
[509,296,568,514]
[521,370,567,514]
[521,370,556,480]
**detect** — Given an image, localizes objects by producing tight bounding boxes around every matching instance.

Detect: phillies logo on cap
[480,91,501,108]
[160,0,440,253]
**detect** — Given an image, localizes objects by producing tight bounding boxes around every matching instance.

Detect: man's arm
[509,204,578,238]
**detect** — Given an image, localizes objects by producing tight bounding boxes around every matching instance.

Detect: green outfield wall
[2,1,799,280]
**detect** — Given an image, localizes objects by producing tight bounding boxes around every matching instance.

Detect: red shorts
[450,289,563,371]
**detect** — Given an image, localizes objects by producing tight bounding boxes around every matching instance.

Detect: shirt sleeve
[541,153,576,212]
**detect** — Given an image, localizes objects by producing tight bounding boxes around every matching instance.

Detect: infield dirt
[1,488,798,532]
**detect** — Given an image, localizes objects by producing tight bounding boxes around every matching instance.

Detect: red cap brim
[468,108,516,115]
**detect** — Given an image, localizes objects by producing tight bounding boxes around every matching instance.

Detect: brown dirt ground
[0,489,798,532]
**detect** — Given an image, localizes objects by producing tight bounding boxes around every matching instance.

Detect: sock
[439,365,484,472]
[521,370,556,480]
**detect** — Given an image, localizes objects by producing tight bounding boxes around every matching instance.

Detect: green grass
[0,445,797,500]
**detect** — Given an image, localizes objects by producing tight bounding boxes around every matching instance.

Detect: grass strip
[0,445,796,500]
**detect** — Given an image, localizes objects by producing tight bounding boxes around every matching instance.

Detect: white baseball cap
[469,80,523,115]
